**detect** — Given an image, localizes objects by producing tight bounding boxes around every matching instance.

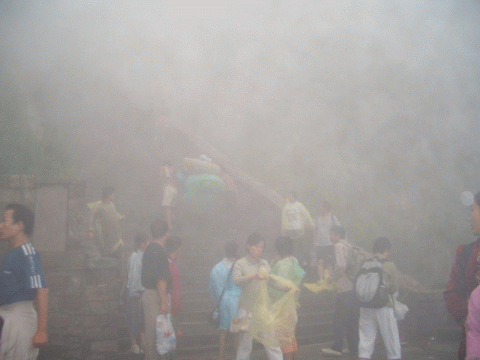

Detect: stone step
[174,325,333,357]
[178,309,335,336]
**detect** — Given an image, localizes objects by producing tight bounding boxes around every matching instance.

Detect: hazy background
[1,0,479,285]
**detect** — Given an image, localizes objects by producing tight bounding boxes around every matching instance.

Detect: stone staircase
[165,226,337,358]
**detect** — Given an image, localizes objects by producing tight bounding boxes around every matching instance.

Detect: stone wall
[0,176,127,360]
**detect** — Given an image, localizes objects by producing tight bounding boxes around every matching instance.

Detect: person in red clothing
[444,191,480,360]
[167,236,182,318]
[166,235,183,357]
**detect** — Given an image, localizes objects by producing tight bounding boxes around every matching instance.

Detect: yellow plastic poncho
[303,269,336,293]
[249,272,299,348]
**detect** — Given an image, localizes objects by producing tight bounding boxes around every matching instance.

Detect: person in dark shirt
[141,219,171,360]
[0,203,49,360]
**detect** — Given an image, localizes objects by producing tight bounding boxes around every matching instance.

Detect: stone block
[83,314,118,328]
[87,300,119,315]
[85,327,117,341]
[86,284,118,302]
[65,251,86,270]
[41,252,67,270]
[89,340,117,353]
[46,273,73,291]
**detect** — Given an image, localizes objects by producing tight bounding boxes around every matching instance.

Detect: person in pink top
[467,285,480,359]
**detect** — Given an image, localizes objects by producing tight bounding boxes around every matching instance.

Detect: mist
[1,0,480,284]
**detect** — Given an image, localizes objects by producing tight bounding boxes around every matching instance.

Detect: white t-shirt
[315,213,340,246]
[162,185,177,207]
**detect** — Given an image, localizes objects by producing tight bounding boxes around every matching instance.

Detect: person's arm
[303,206,315,229]
[333,215,341,227]
[32,288,49,347]
[87,201,101,239]
[156,279,169,314]
[233,260,258,287]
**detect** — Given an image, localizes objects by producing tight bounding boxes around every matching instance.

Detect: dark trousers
[332,290,359,356]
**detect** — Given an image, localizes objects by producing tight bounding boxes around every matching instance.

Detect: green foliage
[0,82,74,178]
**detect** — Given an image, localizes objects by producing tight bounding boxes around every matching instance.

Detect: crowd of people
[2,175,480,360]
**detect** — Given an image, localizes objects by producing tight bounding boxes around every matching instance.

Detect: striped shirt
[0,242,47,306]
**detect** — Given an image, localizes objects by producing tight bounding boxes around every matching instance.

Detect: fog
[1,0,480,284]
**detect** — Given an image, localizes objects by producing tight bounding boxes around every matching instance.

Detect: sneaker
[321,348,343,357]
[129,344,140,354]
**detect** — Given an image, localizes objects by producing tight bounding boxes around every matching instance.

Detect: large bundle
[183,173,226,213]
[249,274,299,349]
[182,157,221,175]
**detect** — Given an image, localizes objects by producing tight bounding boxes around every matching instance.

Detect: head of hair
[287,190,297,199]
[475,192,480,208]
[321,200,332,212]
[5,203,35,236]
[275,236,294,257]
[166,236,182,254]
[150,218,169,239]
[225,241,238,259]
[246,232,265,247]
[102,186,115,200]
[134,232,148,250]
[330,225,345,239]
[373,237,391,254]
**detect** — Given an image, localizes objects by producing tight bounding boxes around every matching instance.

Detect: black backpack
[354,257,390,308]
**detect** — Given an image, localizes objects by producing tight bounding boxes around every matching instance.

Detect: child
[126,232,149,354]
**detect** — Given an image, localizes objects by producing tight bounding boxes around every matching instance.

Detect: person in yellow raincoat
[269,236,306,360]
[88,186,125,259]
[232,233,299,360]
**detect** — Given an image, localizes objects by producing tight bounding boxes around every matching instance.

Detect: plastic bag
[208,306,220,328]
[249,274,299,348]
[394,299,409,320]
[156,313,176,355]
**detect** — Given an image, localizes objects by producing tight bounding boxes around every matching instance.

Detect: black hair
[102,186,115,200]
[275,236,294,257]
[166,236,182,254]
[373,237,391,254]
[321,200,332,212]
[246,232,265,247]
[150,218,169,239]
[287,190,297,199]
[225,241,238,259]
[134,232,148,250]
[330,225,345,239]
[475,192,480,207]
[5,203,35,236]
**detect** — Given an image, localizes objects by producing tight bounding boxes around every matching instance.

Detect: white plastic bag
[393,293,409,321]
[156,313,176,355]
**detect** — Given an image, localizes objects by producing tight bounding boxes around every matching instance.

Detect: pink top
[467,285,480,359]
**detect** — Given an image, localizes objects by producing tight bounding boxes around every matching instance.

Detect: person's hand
[248,273,260,281]
[32,330,48,348]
